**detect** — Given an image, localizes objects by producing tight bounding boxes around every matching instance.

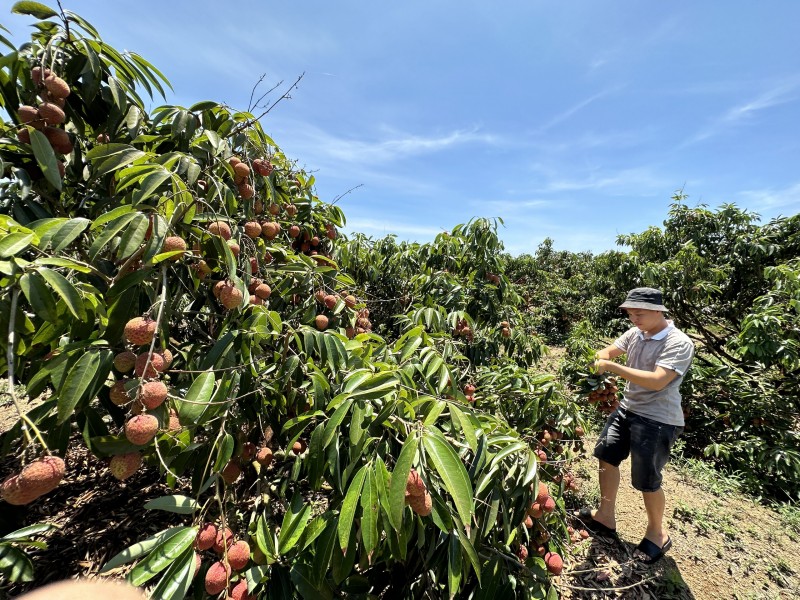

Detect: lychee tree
[0,3,574,598]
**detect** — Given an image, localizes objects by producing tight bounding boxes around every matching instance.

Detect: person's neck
[642,318,670,338]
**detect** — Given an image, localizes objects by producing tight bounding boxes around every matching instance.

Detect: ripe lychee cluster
[499,320,512,338]
[194,522,254,595]
[452,318,474,341]
[17,67,72,168]
[586,378,620,414]
[526,481,557,519]
[404,468,432,516]
[1,455,65,505]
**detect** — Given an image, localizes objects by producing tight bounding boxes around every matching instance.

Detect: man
[580,287,694,564]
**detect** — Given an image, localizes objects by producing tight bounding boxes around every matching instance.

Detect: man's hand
[592,359,611,374]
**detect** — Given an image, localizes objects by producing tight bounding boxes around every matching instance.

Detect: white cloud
[738,182,800,214]
[684,79,800,145]
[538,87,622,132]
[343,219,444,238]
[535,167,672,195]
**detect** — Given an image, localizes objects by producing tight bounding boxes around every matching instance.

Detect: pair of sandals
[575,508,672,565]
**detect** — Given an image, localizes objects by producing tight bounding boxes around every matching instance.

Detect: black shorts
[593,407,683,492]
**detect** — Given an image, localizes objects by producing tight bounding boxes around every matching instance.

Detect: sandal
[635,536,672,565]
[575,508,618,539]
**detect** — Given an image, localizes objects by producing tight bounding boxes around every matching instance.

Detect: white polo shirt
[613,322,695,426]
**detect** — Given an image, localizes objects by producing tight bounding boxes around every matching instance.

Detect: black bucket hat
[619,287,668,312]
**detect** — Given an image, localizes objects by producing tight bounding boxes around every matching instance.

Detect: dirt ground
[558,439,800,600]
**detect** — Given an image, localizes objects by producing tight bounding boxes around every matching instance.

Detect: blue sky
[6,1,800,254]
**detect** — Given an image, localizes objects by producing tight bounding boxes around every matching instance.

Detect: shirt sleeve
[613,327,637,352]
[655,335,694,375]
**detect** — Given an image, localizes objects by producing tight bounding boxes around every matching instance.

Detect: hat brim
[619,301,668,312]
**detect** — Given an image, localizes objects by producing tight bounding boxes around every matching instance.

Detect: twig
[228,73,305,138]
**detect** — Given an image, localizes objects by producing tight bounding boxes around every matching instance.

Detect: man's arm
[596,344,625,361]
[593,360,678,391]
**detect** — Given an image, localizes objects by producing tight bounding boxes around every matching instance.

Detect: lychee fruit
[537,482,549,504]
[227,540,250,570]
[255,447,273,467]
[195,522,217,551]
[38,102,65,125]
[208,221,232,240]
[44,74,70,98]
[524,515,534,528]
[233,162,251,179]
[124,414,159,445]
[43,126,72,154]
[464,384,476,395]
[406,469,426,497]
[516,545,529,562]
[244,221,261,239]
[291,440,307,455]
[241,442,256,460]
[285,204,298,217]
[268,203,280,216]
[124,316,157,345]
[252,158,272,176]
[229,156,242,167]
[575,426,584,437]
[1,456,66,505]
[194,552,202,578]
[544,552,563,575]
[254,284,271,300]
[159,348,174,369]
[109,452,142,480]
[140,380,168,409]
[109,380,132,406]
[408,492,432,516]
[221,461,241,484]
[162,236,187,258]
[542,496,556,513]
[288,225,301,238]
[113,351,136,373]
[238,183,254,199]
[204,560,231,595]
[18,105,41,126]
[261,221,280,240]
[323,295,337,310]
[167,409,182,433]
[314,315,329,331]
[220,284,244,310]
[344,295,357,308]
[227,239,241,257]
[230,580,256,600]
[134,352,166,378]
[31,66,50,85]
[214,527,234,554]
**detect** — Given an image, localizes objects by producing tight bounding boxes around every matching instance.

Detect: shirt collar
[637,320,674,341]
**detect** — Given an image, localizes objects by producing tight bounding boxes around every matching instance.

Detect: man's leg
[641,488,669,548]
[593,459,620,528]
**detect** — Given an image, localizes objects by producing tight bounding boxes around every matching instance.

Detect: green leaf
[38,267,86,320]
[28,127,62,191]
[388,431,419,531]
[149,546,195,600]
[11,2,58,19]
[0,233,34,257]
[57,350,102,423]
[100,527,186,572]
[278,494,312,554]
[50,218,91,252]
[322,396,353,449]
[422,428,474,534]
[448,533,462,599]
[290,564,333,600]
[449,404,478,452]
[213,433,235,473]
[128,527,196,586]
[0,544,34,583]
[143,495,199,515]
[349,371,398,400]
[20,271,57,322]
[88,212,139,260]
[337,464,367,552]
[360,467,379,560]
[455,528,481,584]
[177,371,215,423]
[1,523,55,541]
[116,212,148,259]
[33,257,92,273]
[310,518,337,586]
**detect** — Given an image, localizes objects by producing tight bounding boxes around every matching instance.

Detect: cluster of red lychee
[17,66,72,177]
[516,481,564,575]
[195,523,255,596]
[499,320,512,338]
[452,318,473,341]
[404,468,433,516]
[586,380,620,414]
[463,383,477,403]
[0,455,66,505]
[106,316,179,480]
